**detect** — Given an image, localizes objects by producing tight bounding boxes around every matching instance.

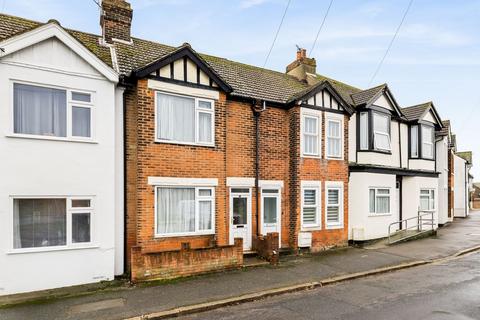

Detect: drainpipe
[252,100,266,238]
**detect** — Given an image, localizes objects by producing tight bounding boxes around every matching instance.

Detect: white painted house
[0,19,124,295]
[348,87,443,241]
[453,153,470,218]
[436,121,451,225]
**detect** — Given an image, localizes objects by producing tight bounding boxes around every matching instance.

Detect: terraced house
[0,0,458,294]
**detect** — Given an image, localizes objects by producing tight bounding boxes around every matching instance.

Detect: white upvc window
[301,111,321,157]
[155,186,215,237]
[369,188,391,214]
[422,126,434,159]
[373,112,391,151]
[419,189,435,211]
[12,82,94,141]
[359,112,369,150]
[326,181,344,229]
[301,181,321,228]
[411,125,419,158]
[12,197,94,251]
[326,118,342,159]
[156,92,215,146]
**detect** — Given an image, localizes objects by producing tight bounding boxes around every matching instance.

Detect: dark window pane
[72,199,91,208]
[72,213,91,243]
[233,197,247,225]
[14,83,67,137]
[14,199,66,249]
[72,92,91,102]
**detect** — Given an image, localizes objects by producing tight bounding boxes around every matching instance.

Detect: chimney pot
[287,47,316,82]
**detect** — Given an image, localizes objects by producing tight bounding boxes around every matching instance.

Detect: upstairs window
[411,125,419,158]
[302,114,320,156]
[373,113,391,151]
[156,92,214,146]
[410,124,435,160]
[422,126,434,159]
[326,119,342,158]
[359,112,369,150]
[13,83,93,140]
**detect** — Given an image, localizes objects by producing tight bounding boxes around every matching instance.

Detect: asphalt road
[178,252,480,320]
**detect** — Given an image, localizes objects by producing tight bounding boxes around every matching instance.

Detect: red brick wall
[131,238,243,282]
[125,78,350,275]
[291,109,350,251]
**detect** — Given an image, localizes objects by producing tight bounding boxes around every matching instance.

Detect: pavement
[178,246,480,320]
[1,210,479,320]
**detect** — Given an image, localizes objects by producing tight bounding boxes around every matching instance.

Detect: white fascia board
[226,177,255,187]
[0,23,118,83]
[148,79,220,100]
[148,177,219,187]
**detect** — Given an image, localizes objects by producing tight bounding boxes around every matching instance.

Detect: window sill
[368,213,392,217]
[154,139,215,148]
[326,224,344,230]
[301,154,321,159]
[358,149,392,155]
[301,226,322,231]
[326,156,344,160]
[6,134,98,144]
[7,244,99,255]
[154,231,215,238]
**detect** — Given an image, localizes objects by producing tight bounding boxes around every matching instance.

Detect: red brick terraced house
[0,0,453,289]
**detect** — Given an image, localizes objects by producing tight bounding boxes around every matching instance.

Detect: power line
[92,0,101,9]
[310,0,334,56]
[368,0,414,86]
[262,0,291,68]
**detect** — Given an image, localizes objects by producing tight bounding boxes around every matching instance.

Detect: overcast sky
[3,0,479,178]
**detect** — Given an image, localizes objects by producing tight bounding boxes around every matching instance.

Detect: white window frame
[301,181,321,229]
[419,188,435,211]
[301,109,321,158]
[325,115,343,159]
[373,112,391,151]
[154,186,216,238]
[411,125,419,158]
[9,80,95,143]
[9,196,95,254]
[421,125,434,160]
[359,111,369,150]
[325,181,344,229]
[369,187,391,215]
[155,91,215,147]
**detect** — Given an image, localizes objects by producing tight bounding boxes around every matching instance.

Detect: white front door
[230,188,252,251]
[261,188,281,246]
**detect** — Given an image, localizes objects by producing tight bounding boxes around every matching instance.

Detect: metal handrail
[388,210,435,244]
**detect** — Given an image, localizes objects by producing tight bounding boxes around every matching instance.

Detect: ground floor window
[13,197,93,249]
[301,184,320,228]
[326,182,344,228]
[420,189,435,211]
[155,187,215,236]
[369,188,391,214]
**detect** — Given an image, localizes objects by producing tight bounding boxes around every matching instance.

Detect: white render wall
[0,38,119,295]
[348,172,398,241]
[454,155,468,217]
[402,176,439,228]
[436,136,450,225]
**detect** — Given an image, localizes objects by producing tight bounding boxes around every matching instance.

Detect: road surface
[178,252,480,320]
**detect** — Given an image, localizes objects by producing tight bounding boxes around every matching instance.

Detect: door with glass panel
[261,189,281,246]
[230,188,252,251]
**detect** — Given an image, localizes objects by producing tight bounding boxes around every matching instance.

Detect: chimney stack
[100,0,133,44]
[286,47,316,83]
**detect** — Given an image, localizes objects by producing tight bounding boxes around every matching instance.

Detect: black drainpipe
[252,100,265,237]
